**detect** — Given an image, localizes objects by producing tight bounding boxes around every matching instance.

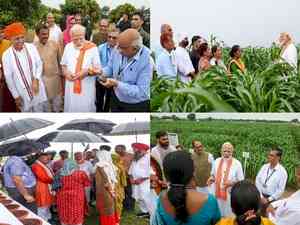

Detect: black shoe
[136,212,150,218]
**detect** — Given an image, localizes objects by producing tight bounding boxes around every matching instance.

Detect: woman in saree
[56,159,90,225]
[112,154,127,224]
[216,180,275,225]
[228,45,246,74]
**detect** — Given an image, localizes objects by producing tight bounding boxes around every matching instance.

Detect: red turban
[4,22,26,39]
[132,143,149,152]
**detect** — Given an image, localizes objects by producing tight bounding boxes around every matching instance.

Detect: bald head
[118,28,143,58]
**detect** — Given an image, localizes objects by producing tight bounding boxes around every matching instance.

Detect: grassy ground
[85,206,148,225]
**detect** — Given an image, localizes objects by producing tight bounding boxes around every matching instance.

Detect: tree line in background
[0,0,150,32]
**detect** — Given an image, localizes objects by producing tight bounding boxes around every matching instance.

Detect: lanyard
[264,167,276,185]
[116,48,143,81]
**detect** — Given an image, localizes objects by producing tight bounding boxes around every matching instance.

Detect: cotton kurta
[34,40,62,100]
[174,46,195,83]
[281,43,298,69]
[61,42,101,112]
[210,157,244,217]
[56,170,90,225]
[129,153,151,213]
[2,43,48,112]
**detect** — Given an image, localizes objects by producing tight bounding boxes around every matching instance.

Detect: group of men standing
[0,11,151,113]
[150,131,299,224]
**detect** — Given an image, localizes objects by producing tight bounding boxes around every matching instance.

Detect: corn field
[151,45,300,112]
[151,117,300,187]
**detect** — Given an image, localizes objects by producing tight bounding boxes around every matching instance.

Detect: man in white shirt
[267,164,300,225]
[46,13,62,44]
[151,130,176,169]
[255,146,288,215]
[129,143,151,218]
[2,22,48,112]
[174,34,195,83]
[278,32,298,69]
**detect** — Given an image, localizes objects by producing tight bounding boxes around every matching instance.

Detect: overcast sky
[154,113,300,122]
[42,0,149,9]
[0,113,150,153]
[151,0,300,47]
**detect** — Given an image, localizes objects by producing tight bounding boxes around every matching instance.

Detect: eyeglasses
[108,35,117,40]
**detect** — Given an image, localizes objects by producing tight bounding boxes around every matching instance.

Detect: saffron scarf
[73,41,96,94]
[215,158,233,201]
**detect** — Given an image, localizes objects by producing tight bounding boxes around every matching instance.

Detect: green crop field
[151,43,300,112]
[151,117,300,187]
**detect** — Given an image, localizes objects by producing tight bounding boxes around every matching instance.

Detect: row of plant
[151,118,300,186]
[151,45,300,112]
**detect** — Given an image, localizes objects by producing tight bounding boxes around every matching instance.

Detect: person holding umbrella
[2,153,37,213]
[31,152,54,221]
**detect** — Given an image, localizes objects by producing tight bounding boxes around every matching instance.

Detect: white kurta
[151,145,177,170]
[61,42,101,112]
[129,153,151,213]
[269,190,300,225]
[49,24,62,44]
[281,43,298,69]
[2,43,48,112]
[210,157,244,217]
[174,46,195,83]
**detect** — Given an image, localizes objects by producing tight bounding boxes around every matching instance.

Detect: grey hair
[70,24,86,36]
[131,34,143,50]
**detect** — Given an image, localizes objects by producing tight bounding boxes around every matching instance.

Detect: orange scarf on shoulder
[215,158,233,201]
[74,41,96,94]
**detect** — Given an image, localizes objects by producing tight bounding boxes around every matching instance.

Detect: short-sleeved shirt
[3,156,36,188]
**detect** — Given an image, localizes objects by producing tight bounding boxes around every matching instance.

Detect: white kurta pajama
[2,43,48,112]
[129,153,151,213]
[61,42,101,112]
[210,157,244,217]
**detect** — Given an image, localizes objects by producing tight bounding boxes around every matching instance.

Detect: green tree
[108,3,136,23]
[60,0,101,27]
[0,0,44,27]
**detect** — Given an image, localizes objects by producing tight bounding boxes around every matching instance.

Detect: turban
[132,143,149,152]
[4,22,26,39]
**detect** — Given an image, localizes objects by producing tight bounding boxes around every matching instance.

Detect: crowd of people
[150,131,300,225]
[0,11,151,112]
[0,142,151,225]
[155,24,299,83]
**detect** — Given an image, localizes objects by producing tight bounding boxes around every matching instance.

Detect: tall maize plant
[151,45,300,112]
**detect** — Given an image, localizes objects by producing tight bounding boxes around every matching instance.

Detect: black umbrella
[0,118,54,142]
[57,118,116,134]
[109,121,149,136]
[37,130,110,158]
[37,130,110,143]
[0,138,50,157]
